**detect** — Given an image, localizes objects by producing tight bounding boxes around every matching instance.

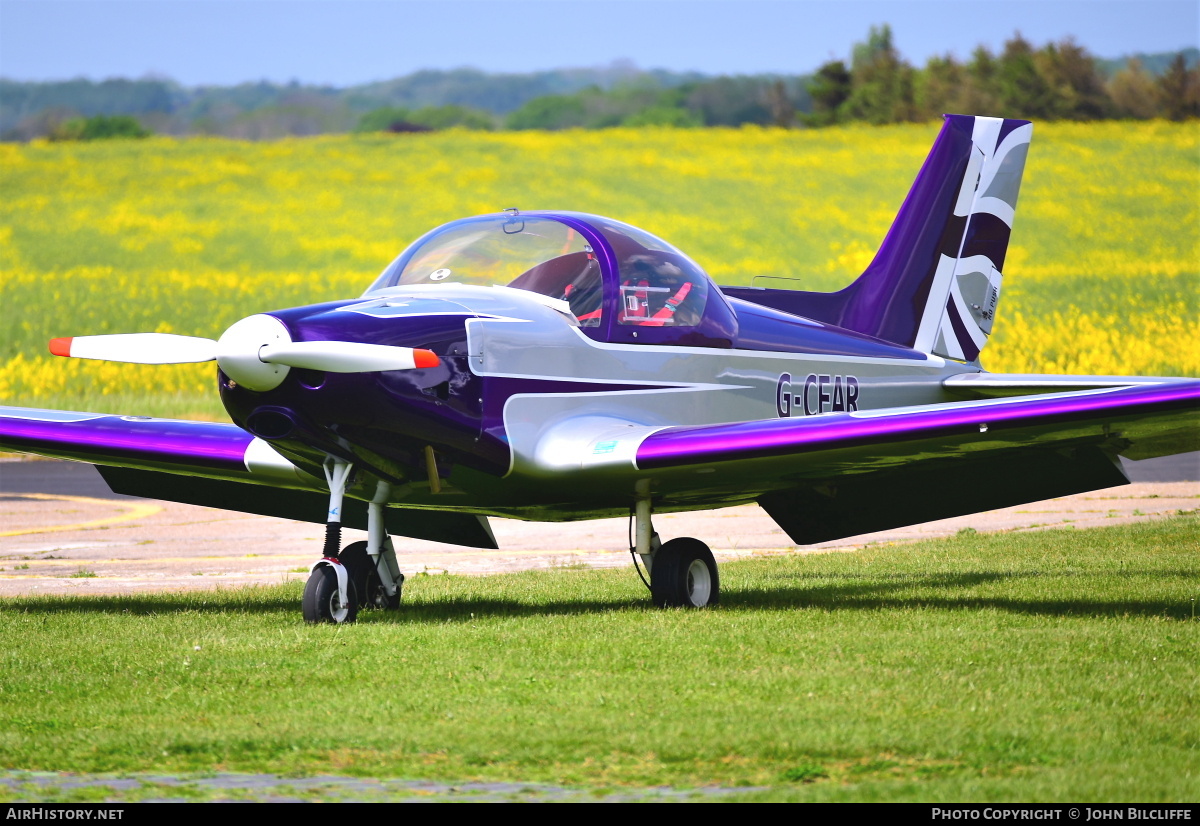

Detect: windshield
[367,214,603,324]
[592,219,710,328]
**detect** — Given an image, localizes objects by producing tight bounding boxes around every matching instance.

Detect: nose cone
[216,314,292,392]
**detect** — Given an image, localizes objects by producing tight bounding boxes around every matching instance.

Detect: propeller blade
[49,334,217,364]
[48,317,439,397]
[259,341,440,373]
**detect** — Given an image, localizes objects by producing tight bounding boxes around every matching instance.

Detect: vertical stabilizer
[723,115,1032,362]
[910,116,1032,360]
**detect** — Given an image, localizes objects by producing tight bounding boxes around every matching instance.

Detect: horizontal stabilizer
[943,373,1181,398]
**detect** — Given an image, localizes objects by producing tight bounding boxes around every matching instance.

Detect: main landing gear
[300,462,719,619]
[633,484,720,608]
[302,461,404,624]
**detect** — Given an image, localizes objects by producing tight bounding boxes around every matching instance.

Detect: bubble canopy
[366,212,737,347]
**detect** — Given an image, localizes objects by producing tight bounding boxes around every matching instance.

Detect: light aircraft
[2,115,1197,622]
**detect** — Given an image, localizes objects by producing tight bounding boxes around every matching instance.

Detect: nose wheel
[301,541,404,623]
[302,462,405,624]
[302,563,359,624]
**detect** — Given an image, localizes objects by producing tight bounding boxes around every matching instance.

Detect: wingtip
[48,338,72,357]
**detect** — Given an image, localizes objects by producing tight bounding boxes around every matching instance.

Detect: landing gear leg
[364,480,403,610]
[302,459,358,624]
[633,484,661,577]
[635,481,719,608]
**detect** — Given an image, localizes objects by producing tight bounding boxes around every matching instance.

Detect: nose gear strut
[321,458,353,558]
[302,459,356,624]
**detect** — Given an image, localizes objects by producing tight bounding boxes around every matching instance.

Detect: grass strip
[0,513,1196,802]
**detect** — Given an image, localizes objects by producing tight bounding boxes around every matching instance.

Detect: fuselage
[219,282,973,521]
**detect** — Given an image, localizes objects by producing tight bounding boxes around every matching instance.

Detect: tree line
[498,28,1197,130]
[806,26,1198,125]
[1,31,1195,141]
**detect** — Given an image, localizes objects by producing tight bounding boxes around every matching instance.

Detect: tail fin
[726,114,1032,362]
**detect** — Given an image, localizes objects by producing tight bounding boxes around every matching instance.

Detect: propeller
[49,314,439,392]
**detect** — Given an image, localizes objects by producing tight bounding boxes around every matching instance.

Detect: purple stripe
[997,118,1028,145]
[944,298,980,362]
[636,382,1200,470]
[960,212,1012,272]
[0,411,253,475]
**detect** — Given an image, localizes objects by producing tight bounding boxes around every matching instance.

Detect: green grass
[1,514,1197,802]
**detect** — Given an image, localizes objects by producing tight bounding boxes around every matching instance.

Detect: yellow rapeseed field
[1,121,1196,418]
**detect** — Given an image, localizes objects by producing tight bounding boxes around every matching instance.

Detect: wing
[0,406,267,480]
[624,381,1200,544]
[0,406,497,549]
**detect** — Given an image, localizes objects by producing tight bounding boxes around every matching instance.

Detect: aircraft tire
[339,541,401,610]
[301,564,359,624]
[650,537,720,608]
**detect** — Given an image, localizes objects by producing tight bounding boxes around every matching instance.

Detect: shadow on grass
[0,590,302,617]
[2,569,1194,622]
[0,588,640,620]
[729,568,1198,620]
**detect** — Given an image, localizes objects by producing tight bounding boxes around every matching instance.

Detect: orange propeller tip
[48,338,73,357]
[414,349,440,368]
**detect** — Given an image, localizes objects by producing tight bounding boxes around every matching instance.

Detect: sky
[0,0,1196,87]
